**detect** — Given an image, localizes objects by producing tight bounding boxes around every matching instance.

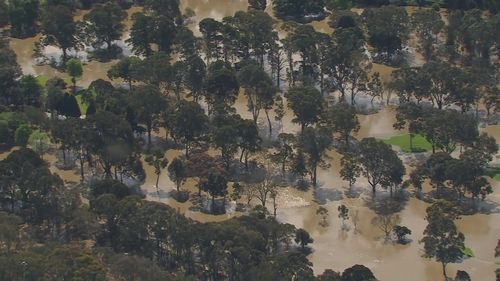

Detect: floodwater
[6,1,500,280]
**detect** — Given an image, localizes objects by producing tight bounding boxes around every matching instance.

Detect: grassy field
[382,134,433,153]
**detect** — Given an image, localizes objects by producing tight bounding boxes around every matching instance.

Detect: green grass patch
[494,174,500,182]
[462,247,475,258]
[74,94,88,115]
[382,134,432,153]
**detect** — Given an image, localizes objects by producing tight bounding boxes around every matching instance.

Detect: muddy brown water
[6,1,500,280]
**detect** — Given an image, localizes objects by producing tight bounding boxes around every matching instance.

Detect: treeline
[0,147,381,280]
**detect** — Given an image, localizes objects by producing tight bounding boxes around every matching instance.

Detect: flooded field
[5,1,500,280]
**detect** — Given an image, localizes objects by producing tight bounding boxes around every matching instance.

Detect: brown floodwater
[5,1,500,280]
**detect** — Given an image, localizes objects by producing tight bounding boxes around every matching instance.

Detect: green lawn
[74,94,88,115]
[494,174,500,182]
[382,134,433,153]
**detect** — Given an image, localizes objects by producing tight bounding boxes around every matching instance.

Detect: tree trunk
[442,262,448,280]
[265,110,272,138]
[79,151,85,182]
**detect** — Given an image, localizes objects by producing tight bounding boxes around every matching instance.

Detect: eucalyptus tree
[82,2,127,55]
[358,138,405,195]
[285,86,324,132]
[299,126,332,187]
[238,60,277,132]
[40,3,79,64]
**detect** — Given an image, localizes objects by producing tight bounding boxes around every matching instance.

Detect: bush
[14,124,32,147]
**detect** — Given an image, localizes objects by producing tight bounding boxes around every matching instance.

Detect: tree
[411,9,444,61]
[14,124,31,147]
[362,6,409,60]
[393,102,425,153]
[340,153,360,189]
[28,130,50,159]
[300,127,332,186]
[66,58,83,93]
[338,204,349,229]
[19,75,42,107]
[238,60,277,131]
[324,27,370,104]
[168,157,186,193]
[126,12,154,57]
[128,85,166,146]
[358,138,405,195]
[59,93,81,118]
[247,170,278,208]
[393,225,411,244]
[341,265,377,281]
[294,228,313,250]
[40,4,79,64]
[107,56,142,90]
[324,103,360,146]
[285,86,324,132]
[0,35,22,108]
[200,172,228,214]
[372,213,400,241]
[145,150,168,194]
[249,0,267,10]
[204,61,240,113]
[273,0,326,21]
[271,133,295,175]
[421,201,465,280]
[8,0,39,38]
[170,100,208,158]
[184,55,206,102]
[82,2,127,54]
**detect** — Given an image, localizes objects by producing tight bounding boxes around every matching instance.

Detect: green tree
[340,153,361,189]
[249,0,267,10]
[168,157,186,193]
[66,58,83,93]
[19,75,42,107]
[294,228,313,249]
[299,127,332,186]
[324,103,360,146]
[362,6,409,60]
[0,37,22,108]
[82,2,127,54]
[411,9,444,62]
[128,85,166,146]
[126,12,154,57]
[358,138,405,195]
[184,55,206,102]
[107,56,142,90]
[145,150,169,194]
[200,172,228,214]
[341,265,377,281]
[205,61,240,113]
[170,100,209,158]
[421,201,465,280]
[28,130,50,159]
[14,124,31,146]
[273,0,326,21]
[285,86,324,132]
[8,0,39,38]
[40,4,79,64]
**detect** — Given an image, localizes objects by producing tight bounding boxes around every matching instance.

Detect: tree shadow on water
[364,192,409,215]
[314,187,343,205]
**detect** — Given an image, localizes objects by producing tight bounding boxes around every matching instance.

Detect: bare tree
[371,213,400,241]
